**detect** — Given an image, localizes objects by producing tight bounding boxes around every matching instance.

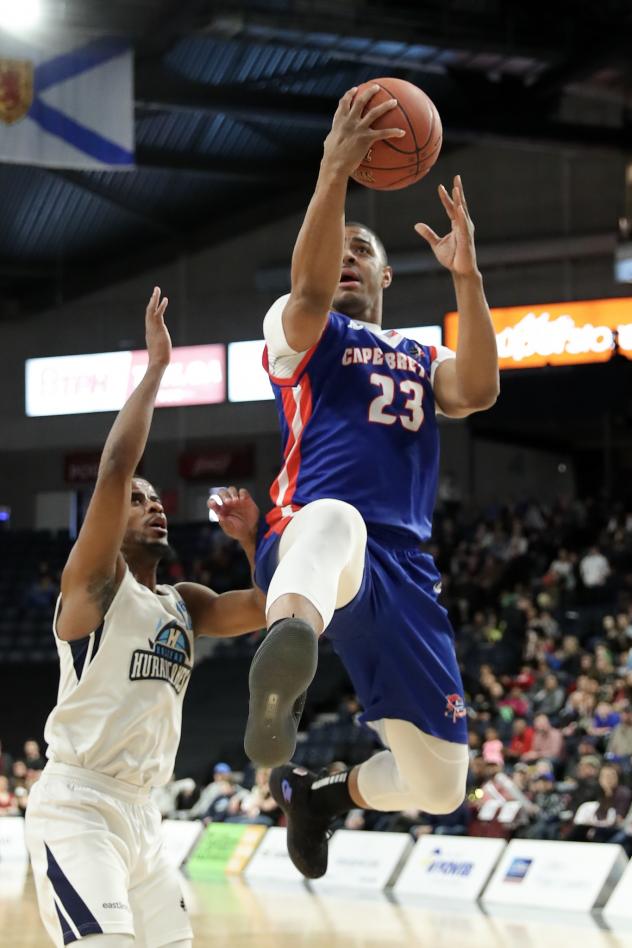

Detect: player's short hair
[345,221,389,266]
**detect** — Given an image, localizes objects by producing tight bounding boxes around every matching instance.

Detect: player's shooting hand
[414,175,480,278]
[145,286,171,368]
[323,85,405,177]
[208,487,260,545]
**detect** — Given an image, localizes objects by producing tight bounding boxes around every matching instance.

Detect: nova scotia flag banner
[0,30,134,169]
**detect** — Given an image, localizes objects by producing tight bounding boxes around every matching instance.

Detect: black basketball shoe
[269,764,333,879]
[244,617,318,767]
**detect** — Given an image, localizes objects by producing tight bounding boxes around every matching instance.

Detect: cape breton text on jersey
[341,347,427,377]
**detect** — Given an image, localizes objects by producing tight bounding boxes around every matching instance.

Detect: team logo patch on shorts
[444,693,467,723]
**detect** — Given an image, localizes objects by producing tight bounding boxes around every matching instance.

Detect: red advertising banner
[64,451,101,484]
[27,344,226,416]
[178,445,255,481]
[128,345,225,408]
[65,452,144,484]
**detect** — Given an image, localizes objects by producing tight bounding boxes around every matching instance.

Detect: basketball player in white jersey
[26,288,266,948]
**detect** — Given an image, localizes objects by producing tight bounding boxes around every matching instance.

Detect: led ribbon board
[25,345,225,416]
[444,297,632,370]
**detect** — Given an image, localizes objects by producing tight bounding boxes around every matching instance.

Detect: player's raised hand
[145,286,171,368]
[208,487,260,544]
[414,175,479,278]
[323,84,405,176]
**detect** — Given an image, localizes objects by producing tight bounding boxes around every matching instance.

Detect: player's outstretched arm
[57,288,171,641]
[415,175,499,417]
[177,487,266,637]
[279,85,403,352]
[177,586,265,639]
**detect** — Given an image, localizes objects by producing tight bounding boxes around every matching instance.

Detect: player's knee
[302,499,366,547]
[419,781,466,815]
[403,762,466,815]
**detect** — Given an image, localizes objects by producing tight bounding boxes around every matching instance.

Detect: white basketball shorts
[25,763,193,948]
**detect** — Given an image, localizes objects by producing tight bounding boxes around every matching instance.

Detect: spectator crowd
[3,492,632,854]
[0,739,44,817]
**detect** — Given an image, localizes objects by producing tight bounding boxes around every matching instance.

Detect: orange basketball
[350,78,442,191]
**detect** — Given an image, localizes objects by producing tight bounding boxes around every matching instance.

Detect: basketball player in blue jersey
[241,84,500,878]
[26,288,266,948]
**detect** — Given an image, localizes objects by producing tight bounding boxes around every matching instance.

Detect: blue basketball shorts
[255,528,468,746]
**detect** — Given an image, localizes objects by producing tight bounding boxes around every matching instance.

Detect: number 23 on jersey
[368,372,425,432]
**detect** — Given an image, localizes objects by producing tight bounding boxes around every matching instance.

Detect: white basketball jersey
[45,567,194,788]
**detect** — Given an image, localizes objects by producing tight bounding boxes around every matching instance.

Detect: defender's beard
[123,532,176,564]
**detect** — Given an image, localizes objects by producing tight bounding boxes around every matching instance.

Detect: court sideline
[3,873,632,947]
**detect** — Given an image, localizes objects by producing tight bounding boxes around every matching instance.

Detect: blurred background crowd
[2,488,632,852]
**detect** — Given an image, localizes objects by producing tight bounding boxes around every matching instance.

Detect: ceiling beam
[17,177,315,316]
[136,67,632,151]
[135,145,317,181]
[528,36,631,102]
[199,5,632,106]
[50,170,181,239]
[135,67,334,128]
[202,5,565,63]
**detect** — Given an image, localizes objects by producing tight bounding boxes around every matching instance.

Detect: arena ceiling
[1,0,632,314]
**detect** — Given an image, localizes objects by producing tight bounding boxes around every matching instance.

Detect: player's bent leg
[245,614,319,766]
[269,765,332,879]
[267,498,368,626]
[357,719,469,813]
[270,719,468,878]
[247,499,367,767]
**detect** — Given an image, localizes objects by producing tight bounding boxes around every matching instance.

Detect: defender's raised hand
[208,487,260,545]
[322,84,405,177]
[145,286,171,368]
[414,175,479,277]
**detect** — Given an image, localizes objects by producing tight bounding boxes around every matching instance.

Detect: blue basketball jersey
[263,303,449,544]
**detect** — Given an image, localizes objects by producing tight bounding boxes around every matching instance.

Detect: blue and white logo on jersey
[130,620,192,694]
[153,622,192,664]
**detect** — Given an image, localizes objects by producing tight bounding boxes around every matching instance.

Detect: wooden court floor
[3,872,632,947]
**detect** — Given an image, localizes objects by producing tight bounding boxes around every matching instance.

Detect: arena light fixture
[0,0,42,31]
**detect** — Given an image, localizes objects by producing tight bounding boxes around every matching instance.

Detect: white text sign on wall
[394,834,506,902]
[482,839,627,911]
[310,829,412,891]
